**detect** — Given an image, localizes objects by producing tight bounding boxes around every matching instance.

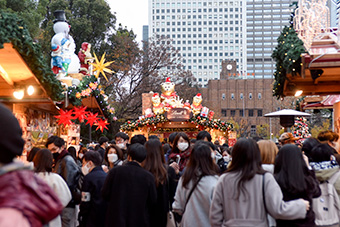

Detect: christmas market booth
[0,10,116,156]
[120,78,234,145]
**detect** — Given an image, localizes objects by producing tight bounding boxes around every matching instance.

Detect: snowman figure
[51,10,80,78]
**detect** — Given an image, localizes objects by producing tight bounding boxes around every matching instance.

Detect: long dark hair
[274,144,311,194]
[33,149,53,173]
[181,142,219,189]
[227,138,265,197]
[143,139,167,187]
[171,132,190,154]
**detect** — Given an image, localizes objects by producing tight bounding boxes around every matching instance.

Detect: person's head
[127,143,147,163]
[78,147,87,160]
[196,130,212,142]
[67,146,77,161]
[168,132,178,147]
[148,135,159,140]
[190,138,197,145]
[309,143,336,163]
[82,151,102,175]
[27,147,40,162]
[143,139,167,186]
[274,144,309,194]
[0,104,25,164]
[115,132,129,150]
[130,134,147,145]
[172,132,191,153]
[99,136,109,148]
[46,136,65,154]
[257,140,278,164]
[182,142,219,188]
[94,144,100,151]
[301,138,320,160]
[318,131,340,152]
[33,149,53,173]
[278,132,299,145]
[104,144,123,164]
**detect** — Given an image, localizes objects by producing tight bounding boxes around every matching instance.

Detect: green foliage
[0,10,64,101]
[310,119,331,138]
[39,0,116,57]
[256,124,270,139]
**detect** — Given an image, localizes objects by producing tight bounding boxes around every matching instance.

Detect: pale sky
[107,0,149,43]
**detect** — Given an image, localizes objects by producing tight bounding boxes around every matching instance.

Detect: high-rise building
[148,0,247,87]
[246,0,292,79]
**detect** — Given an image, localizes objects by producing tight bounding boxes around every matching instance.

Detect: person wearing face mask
[104,144,124,171]
[168,132,192,175]
[114,132,129,160]
[79,151,107,227]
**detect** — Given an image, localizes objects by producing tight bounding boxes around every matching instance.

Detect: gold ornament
[90,53,114,81]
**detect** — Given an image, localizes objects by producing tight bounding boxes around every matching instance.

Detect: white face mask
[79,153,84,159]
[82,163,90,175]
[177,142,189,151]
[116,143,125,149]
[223,156,230,163]
[108,153,118,163]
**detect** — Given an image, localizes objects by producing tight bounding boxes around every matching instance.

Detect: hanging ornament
[90,52,114,82]
[95,118,110,132]
[55,109,74,126]
[86,112,99,127]
[73,106,88,122]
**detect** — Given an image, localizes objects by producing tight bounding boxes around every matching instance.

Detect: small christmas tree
[292,117,311,139]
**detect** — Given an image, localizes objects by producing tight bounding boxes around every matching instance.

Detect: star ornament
[55,109,74,126]
[73,106,88,122]
[90,52,114,82]
[95,118,110,132]
[85,112,98,127]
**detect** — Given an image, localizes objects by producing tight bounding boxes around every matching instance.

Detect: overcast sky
[107,0,148,43]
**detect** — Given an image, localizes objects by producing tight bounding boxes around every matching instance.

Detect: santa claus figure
[152,93,164,115]
[78,42,94,75]
[192,93,203,115]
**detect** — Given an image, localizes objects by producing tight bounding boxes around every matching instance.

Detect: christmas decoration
[272,3,306,99]
[152,93,164,115]
[55,109,74,126]
[292,117,311,142]
[192,93,203,115]
[78,42,94,75]
[85,112,99,127]
[95,118,110,132]
[73,106,87,122]
[90,52,114,82]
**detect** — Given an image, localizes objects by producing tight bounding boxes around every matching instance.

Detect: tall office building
[246,0,292,79]
[148,0,314,83]
[148,0,247,87]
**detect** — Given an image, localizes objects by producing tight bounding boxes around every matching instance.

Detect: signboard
[166,108,192,122]
[228,131,237,147]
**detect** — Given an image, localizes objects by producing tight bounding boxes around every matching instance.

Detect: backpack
[313,171,340,226]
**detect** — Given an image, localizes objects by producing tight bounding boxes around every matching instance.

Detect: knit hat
[0,104,25,163]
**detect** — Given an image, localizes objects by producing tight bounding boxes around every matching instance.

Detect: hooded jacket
[0,162,63,227]
[310,161,340,196]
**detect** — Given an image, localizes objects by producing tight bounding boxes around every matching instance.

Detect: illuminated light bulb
[295,90,303,97]
[13,89,24,100]
[27,85,34,96]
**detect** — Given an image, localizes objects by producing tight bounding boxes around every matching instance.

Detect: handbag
[174,175,203,223]
[166,210,177,227]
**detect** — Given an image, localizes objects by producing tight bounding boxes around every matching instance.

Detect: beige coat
[210,172,307,227]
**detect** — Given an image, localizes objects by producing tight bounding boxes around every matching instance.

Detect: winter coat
[36,172,72,227]
[79,166,107,227]
[310,161,340,196]
[275,170,321,227]
[0,162,63,227]
[173,175,219,227]
[210,172,307,227]
[102,161,157,227]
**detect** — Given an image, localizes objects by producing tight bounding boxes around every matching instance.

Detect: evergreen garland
[0,10,64,101]
[272,4,306,99]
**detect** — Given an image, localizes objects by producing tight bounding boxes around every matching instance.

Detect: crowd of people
[2,102,340,226]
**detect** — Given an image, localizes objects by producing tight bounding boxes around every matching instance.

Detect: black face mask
[52,152,60,161]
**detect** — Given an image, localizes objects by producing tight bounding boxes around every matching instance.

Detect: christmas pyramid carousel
[120,78,234,141]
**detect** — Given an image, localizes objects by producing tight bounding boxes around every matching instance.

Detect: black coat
[97,146,105,161]
[276,170,321,227]
[79,166,107,227]
[102,161,157,227]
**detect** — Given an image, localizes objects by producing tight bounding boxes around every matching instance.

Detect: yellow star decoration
[90,53,114,81]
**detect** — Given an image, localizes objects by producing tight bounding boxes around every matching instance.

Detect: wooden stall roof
[283,33,340,96]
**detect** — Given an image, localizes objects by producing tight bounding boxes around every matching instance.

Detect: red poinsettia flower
[73,106,88,122]
[55,109,74,126]
[86,112,98,127]
[95,119,110,132]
